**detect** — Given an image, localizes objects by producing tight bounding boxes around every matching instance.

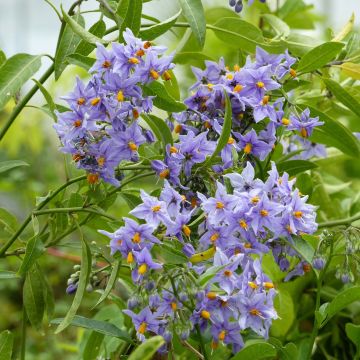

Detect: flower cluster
[100,161,318,352]
[229,0,266,13]
[54,29,174,185]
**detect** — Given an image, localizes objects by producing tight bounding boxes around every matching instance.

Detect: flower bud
[312,256,325,270]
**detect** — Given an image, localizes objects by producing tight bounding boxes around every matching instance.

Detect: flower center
[256,81,265,88]
[248,281,258,289]
[128,141,137,151]
[251,196,260,204]
[303,263,311,273]
[260,209,269,217]
[133,109,140,119]
[91,97,100,106]
[74,119,82,127]
[244,143,252,154]
[138,322,147,334]
[169,146,178,154]
[210,232,219,242]
[263,282,274,289]
[128,57,139,64]
[143,41,152,49]
[127,252,134,264]
[216,201,225,209]
[77,97,85,105]
[151,205,161,212]
[150,69,160,80]
[294,211,303,218]
[174,124,183,134]
[218,330,226,341]
[182,225,191,237]
[223,270,232,277]
[300,127,308,138]
[132,232,141,243]
[171,302,177,311]
[159,169,170,179]
[206,292,217,300]
[117,90,124,102]
[249,308,262,316]
[261,95,270,105]
[200,310,211,319]
[282,118,290,126]
[87,173,99,184]
[138,263,147,275]
[136,49,145,57]
[233,84,243,93]
[102,60,111,68]
[290,68,297,77]
[239,219,248,230]
[97,156,105,167]
[228,137,235,145]
[163,70,171,81]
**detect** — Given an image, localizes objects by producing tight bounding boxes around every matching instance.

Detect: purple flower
[288,108,324,138]
[284,261,312,281]
[132,247,162,282]
[236,129,272,160]
[210,319,244,353]
[225,162,264,192]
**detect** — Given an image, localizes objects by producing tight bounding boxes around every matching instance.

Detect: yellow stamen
[169,146,178,154]
[128,142,137,151]
[74,119,82,128]
[251,196,260,204]
[210,232,219,242]
[175,124,182,134]
[248,281,258,289]
[132,232,141,244]
[77,97,85,105]
[138,322,147,334]
[233,84,243,93]
[261,95,270,105]
[256,81,265,88]
[182,225,191,237]
[91,97,100,106]
[300,127,308,138]
[150,69,159,80]
[102,60,111,68]
[163,70,171,81]
[260,209,269,217]
[171,302,177,311]
[223,270,232,277]
[290,68,297,78]
[234,64,240,72]
[87,173,99,184]
[127,252,134,264]
[263,282,274,289]
[204,121,212,129]
[226,73,234,80]
[303,263,311,273]
[151,205,161,212]
[244,243,252,249]
[97,156,105,167]
[286,224,293,234]
[143,41,152,49]
[136,49,145,57]
[281,118,290,126]
[117,90,124,102]
[228,137,235,145]
[249,308,262,316]
[132,109,139,119]
[128,57,139,64]
[294,211,303,218]
[216,201,224,209]
[239,219,248,230]
[244,143,252,154]
[218,330,226,341]
[72,154,82,162]
[138,263,147,275]
[159,169,170,179]
[207,83,214,90]
[206,292,217,300]
[201,310,211,319]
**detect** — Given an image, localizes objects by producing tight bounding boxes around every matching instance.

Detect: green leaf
[143,81,186,112]
[212,18,265,53]
[297,42,344,73]
[204,91,232,165]
[66,53,95,71]
[332,13,355,42]
[54,13,85,80]
[230,342,277,360]
[128,336,165,360]
[18,235,45,276]
[0,160,29,174]
[32,79,57,121]
[319,286,360,328]
[198,265,225,287]
[52,315,132,342]
[0,271,19,280]
[345,323,360,350]
[82,332,105,360]
[55,235,92,333]
[93,259,121,308]
[0,54,42,110]
[121,0,142,36]
[293,235,315,265]
[177,0,206,48]
[60,6,106,46]
[173,52,214,65]
[154,243,188,264]
[262,14,290,38]
[302,105,360,158]
[271,290,295,337]
[23,265,45,331]
[139,10,181,40]
[116,0,130,30]
[119,191,142,208]
[0,330,13,360]
[276,160,317,176]
[268,338,298,360]
[142,114,173,152]
[163,70,181,101]
[339,62,360,80]
[75,20,106,57]
[323,78,360,118]
[0,50,6,67]
[0,208,18,232]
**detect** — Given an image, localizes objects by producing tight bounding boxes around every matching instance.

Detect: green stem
[318,213,360,228]
[0,175,86,257]
[20,307,27,360]
[195,325,209,360]
[0,64,54,142]
[33,207,117,221]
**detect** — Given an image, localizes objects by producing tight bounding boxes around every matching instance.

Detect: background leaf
[0,330,13,360]
[128,336,165,360]
[230,342,277,360]
[0,160,29,174]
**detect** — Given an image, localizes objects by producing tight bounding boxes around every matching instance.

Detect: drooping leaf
[297,42,344,73]
[139,10,182,40]
[93,259,121,308]
[345,323,360,351]
[121,0,142,36]
[262,14,290,38]
[143,81,186,112]
[276,160,317,176]
[0,54,42,110]
[52,315,132,342]
[116,0,130,30]
[0,160,29,174]
[319,286,360,328]
[177,0,206,48]
[0,330,13,360]
[75,20,106,56]
[32,79,57,121]
[339,62,360,80]
[54,13,85,79]
[323,78,360,118]
[18,235,45,276]
[142,114,173,152]
[229,342,277,360]
[55,235,92,333]
[66,53,95,71]
[204,91,232,165]
[212,18,265,53]
[23,265,45,331]
[60,6,106,46]
[301,105,360,158]
[128,336,165,360]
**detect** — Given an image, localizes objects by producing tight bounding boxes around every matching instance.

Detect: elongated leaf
[292,236,315,265]
[323,78,360,118]
[66,53,95,71]
[18,235,45,276]
[300,105,360,158]
[319,286,360,328]
[332,13,355,42]
[83,331,105,360]
[154,244,188,264]
[339,62,360,80]
[0,54,42,110]
[140,10,181,40]
[163,70,180,100]
[142,114,173,152]
[0,271,19,280]
[75,20,106,56]
[54,13,85,80]
[177,0,206,48]
[173,52,214,65]
[0,208,17,233]
[32,79,57,121]
[230,342,277,360]
[61,6,106,46]
[0,50,6,67]
[0,160,29,174]
[297,42,344,73]
[143,81,186,112]
[277,160,318,176]
[346,323,360,350]
[212,18,265,52]
[128,336,165,360]
[93,259,121,308]
[120,191,142,208]
[121,0,142,36]
[52,315,132,342]
[55,236,92,333]
[0,330,13,360]
[198,265,225,286]
[262,14,290,38]
[116,0,130,30]
[205,91,232,164]
[23,265,45,331]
